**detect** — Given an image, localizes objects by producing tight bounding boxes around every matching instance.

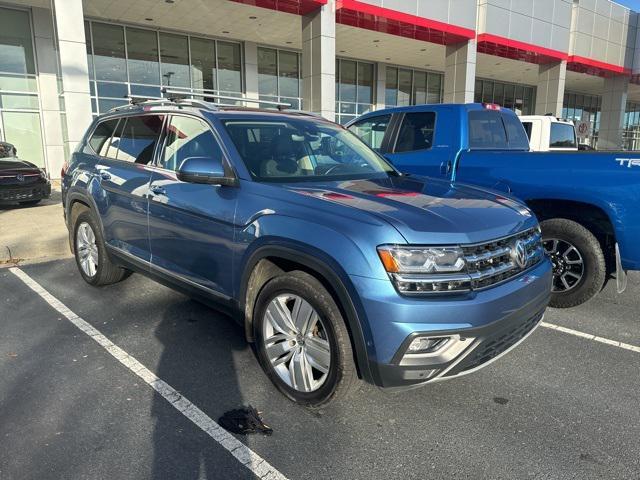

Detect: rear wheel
[73,210,130,286]
[254,271,357,407]
[541,218,606,308]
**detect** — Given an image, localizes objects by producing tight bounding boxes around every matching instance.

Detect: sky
[615,0,640,12]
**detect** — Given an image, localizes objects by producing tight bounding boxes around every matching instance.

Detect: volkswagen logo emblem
[16,174,25,182]
[512,240,528,269]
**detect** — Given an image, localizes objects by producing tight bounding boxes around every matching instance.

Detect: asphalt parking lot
[1,258,639,480]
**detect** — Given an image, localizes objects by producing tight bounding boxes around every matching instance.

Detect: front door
[384,111,452,178]
[147,114,237,299]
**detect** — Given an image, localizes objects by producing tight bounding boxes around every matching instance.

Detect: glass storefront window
[563,91,601,148]
[160,33,190,88]
[127,28,160,86]
[217,41,242,94]
[0,8,35,76]
[476,79,535,115]
[92,23,127,82]
[191,37,217,92]
[336,59,374,124]
[385,67,443,108]
[623,101,640,151]
[2,111,45,167]
[86,21,243,113]
[258,47,301,109]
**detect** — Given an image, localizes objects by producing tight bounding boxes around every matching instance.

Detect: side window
[468,110,508,149]
[348,115,391,151]
[160,115,224,172]
[109,115,165,164]
[394,112,436,153]
[88,119,119,157]
[502,113,530,150]
[549,123,577,148]
[521,121,532,140]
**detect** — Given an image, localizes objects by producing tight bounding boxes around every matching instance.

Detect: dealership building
[2,0,640,178]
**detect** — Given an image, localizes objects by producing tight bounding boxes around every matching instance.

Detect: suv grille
[462,227,544,290]
[445,309,544,376]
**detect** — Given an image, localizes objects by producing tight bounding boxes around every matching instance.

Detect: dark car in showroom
[0,141,51,206]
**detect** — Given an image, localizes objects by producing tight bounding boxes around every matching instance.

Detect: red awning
[567,55,631,78]
[476,33,568,64]
[228,0,327,15]
[336,0,475,46]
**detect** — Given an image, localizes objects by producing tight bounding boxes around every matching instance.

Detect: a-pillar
[535,61,567,117]
[51,0,92,157]
[302,0,336,120]
[443,39,477,104]
[599,75,629,150]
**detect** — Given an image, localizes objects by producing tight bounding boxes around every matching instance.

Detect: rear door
[147,114,237,299]
[92,114,165,262]
[455,110,531,194]
[383,110,452,178]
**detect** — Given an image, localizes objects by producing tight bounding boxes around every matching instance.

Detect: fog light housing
[406,336,450,354]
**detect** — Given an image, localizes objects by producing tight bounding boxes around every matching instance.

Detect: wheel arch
[526,198,616,270]
[65,190,104,254]
[239,244,374,383]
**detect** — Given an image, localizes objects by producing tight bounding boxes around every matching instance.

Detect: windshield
[222,118,396,182]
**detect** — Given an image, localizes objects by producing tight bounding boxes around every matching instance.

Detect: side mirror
[176,156,238,186]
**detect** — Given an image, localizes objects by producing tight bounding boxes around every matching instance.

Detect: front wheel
[254,271,357,407]
[541,218,606,308]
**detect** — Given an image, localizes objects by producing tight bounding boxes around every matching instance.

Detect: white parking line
[9,267,289,480]
[541,321,640,353]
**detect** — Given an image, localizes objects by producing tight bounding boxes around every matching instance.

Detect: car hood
[284,175,537,244]
[0,158,40,173]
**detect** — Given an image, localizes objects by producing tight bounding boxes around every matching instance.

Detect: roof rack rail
[161,87,291,110]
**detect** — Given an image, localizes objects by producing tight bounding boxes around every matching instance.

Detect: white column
[302,0,336,120]
[51,0,92,155]
[443,39,476,104]
[32,7,65,179]
[599,75,629,150]
[375,62,387,110]
[535,61,567,116]
[244,41,260,104]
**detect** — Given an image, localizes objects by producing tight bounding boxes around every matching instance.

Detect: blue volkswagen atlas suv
[62,98,552,406]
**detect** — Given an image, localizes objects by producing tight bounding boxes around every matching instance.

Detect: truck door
[383,111,452,178]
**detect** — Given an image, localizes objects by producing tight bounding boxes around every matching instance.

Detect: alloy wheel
[76,221,99,278]
[262,294,331,393]
[543,238,584,292]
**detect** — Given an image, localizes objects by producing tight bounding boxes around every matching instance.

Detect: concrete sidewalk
[0,189,71,266]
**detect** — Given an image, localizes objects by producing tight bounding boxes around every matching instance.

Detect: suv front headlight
[378,245,470,294]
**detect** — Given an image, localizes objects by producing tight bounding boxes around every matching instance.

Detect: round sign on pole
[575,120,591,138]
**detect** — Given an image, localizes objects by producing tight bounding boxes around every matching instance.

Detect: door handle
[98,171,111,181]
[149,184,166,196]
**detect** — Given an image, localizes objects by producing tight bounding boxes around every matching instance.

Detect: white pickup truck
[519,115,582,151]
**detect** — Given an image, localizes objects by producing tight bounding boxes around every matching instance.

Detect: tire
[541,218,606,308]
[73,210,131,286]
[254,271,357,407]
[19,199,41,207]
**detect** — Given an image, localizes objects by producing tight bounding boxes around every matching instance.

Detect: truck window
[550,123,577,148]
[521,121,532,140]
[502,114,530,150]
[468,110,529,150]
[348,114,391,151]
[468,111,507,149]
[394,112,435,153]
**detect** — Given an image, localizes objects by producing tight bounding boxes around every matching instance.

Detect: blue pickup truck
[347,104,640,308]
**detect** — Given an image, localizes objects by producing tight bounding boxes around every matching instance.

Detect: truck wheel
[540,218,606,308]
[73,210,131,286]
[254,271,357,407]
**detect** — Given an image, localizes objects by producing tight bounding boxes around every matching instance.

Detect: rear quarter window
[468,110,529,150]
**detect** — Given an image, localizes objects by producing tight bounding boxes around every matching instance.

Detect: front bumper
[0,181,51,204]
[350,258,553,389]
